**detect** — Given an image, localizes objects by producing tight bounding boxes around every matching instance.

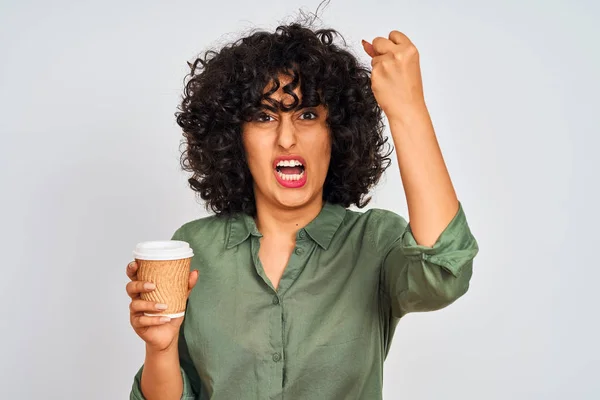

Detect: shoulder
[342,207,408,252]
[171,213,230,246]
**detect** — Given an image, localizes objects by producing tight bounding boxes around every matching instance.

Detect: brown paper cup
[133,240,194,318]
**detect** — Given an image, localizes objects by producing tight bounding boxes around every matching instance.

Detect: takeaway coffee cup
[133,240,194,318]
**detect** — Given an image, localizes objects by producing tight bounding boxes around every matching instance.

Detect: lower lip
[274,170,307,188]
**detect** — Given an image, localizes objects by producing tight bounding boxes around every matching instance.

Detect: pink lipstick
[273,155,307,188]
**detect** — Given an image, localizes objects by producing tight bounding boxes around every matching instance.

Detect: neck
[253,194,324,241]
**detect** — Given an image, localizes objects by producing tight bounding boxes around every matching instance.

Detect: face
[241,75,331,211]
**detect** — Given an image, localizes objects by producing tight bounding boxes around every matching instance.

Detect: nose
[276,117,297,150]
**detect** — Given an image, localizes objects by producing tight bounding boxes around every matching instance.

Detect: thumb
[188,269,199,292]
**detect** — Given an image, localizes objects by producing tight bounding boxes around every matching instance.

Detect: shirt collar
[226,213,262,249]
[303,202,346,249]
[226,202,346,250]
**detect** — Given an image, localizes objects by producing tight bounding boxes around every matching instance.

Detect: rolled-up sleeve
[129,365,197,400]
[376,201,479,318]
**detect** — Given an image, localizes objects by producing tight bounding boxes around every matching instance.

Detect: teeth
[277,159,303,167]
[277,171,305,181]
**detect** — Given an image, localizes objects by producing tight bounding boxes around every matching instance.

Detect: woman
[127,22,479,400]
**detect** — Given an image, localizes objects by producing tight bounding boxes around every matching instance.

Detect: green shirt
[130,201,479,400]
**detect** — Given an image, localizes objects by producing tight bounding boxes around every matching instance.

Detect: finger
[370,52,395,68]
[389,30,411,46]
[361,39,377,58]
[130,299,169,314]
[126,280,156,299]
[126,261,138,281]
[131,314,171,329]
[371,37,397,56]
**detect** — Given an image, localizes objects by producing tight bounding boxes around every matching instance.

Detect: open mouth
[275,159,305,181]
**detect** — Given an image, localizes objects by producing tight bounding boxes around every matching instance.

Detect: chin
[274,188,318,209]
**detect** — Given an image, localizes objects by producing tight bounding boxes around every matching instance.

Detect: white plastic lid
[133,240,194,261]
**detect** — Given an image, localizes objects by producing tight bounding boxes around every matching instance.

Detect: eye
[299,110,318,120]
[255,112,275,123]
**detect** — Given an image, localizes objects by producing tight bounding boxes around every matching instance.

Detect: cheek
[246,153,267,178]
[310,135,332,179]
[242,135,271,178]
[321,135,332,167]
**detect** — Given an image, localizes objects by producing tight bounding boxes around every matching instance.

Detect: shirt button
[272,352,281,362]
[272,296,280,305]
[295,247,304,255]
[299,230,306,239]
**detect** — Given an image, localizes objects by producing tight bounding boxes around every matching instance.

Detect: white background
[1,0,598,398]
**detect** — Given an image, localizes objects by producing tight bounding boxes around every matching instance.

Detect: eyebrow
[259,103,279,113]
[258,102,318,114]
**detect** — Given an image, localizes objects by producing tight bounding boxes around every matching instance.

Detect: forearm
[389,104,459,247]
[140,343,184,400]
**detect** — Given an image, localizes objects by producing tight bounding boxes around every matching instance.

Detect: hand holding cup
[126,241,198,352]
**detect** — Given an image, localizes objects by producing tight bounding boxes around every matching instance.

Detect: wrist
[386,103,429,126]
[146,339,179,357]
[387,106,433,143]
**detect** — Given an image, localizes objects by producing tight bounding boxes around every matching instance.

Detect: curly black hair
[175,21,392,216]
